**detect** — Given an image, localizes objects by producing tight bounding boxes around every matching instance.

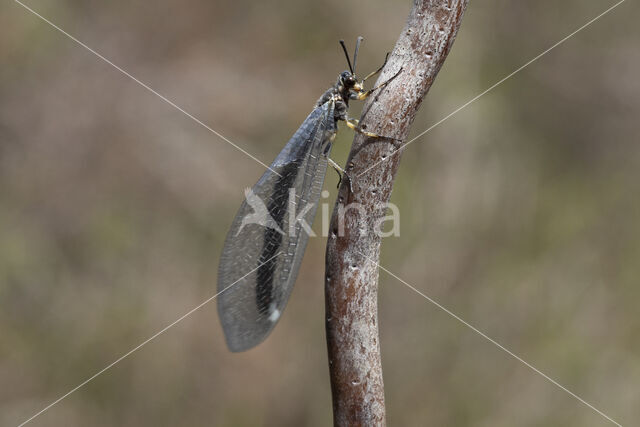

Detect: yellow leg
[360,52,389,85]
[345,119,379,138]
[356,66,403,100]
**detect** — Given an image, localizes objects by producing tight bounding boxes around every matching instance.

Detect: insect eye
[342,75,356,87]
[341,71,355,85]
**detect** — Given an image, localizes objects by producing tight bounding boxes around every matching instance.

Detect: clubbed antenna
[353,36,364,74]
[339,39,354,74]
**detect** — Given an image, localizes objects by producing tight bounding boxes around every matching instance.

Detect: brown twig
[325,1,469,425]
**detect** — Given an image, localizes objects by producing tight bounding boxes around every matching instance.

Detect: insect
[217,37,398,352]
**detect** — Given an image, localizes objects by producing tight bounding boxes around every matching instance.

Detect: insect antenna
[352,36,363,75]
[339,39,354,74]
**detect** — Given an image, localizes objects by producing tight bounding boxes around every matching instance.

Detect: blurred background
[1,0,639,425]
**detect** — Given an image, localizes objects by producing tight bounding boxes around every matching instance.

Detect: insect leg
[345,117,403,143]
[354,66,403,101]
[360,52,389,85]
[328,157,353,192]
[345,118,379,138]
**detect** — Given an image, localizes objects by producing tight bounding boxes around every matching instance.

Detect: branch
[325,1,469,425]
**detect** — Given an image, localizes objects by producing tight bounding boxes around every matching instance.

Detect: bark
[325,1,469,425]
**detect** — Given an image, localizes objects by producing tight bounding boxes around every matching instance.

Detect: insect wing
[217,102,336,352]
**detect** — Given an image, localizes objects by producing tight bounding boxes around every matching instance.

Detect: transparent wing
[217,101,336,352]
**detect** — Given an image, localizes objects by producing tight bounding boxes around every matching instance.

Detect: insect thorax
[315,86,349,122]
